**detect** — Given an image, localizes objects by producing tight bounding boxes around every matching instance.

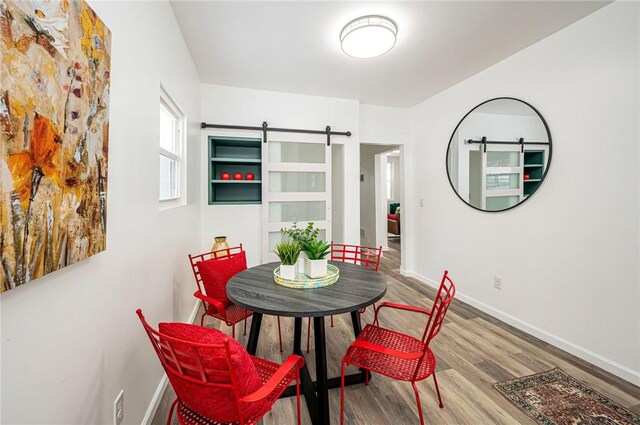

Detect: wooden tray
[273,264,340,289]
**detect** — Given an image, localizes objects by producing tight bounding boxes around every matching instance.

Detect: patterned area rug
[493,368,640,425]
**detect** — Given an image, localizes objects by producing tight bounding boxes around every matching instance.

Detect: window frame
[159,86,187,209]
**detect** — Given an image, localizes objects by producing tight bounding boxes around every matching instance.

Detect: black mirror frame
[445,97,553,213]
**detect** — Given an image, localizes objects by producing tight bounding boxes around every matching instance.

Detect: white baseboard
[141,299,201,425]
[141,376,168,425]
[406,271,640,386]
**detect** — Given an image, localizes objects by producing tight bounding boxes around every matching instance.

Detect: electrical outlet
[494,277,502,290]
[114,390,124,425]
[419,198,424,207]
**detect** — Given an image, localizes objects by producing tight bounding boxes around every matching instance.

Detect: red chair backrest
[188,244,244,295]
[422,270,456,345]
[136,310,248,422]
[409,271,456,382]
[331,243,382,271]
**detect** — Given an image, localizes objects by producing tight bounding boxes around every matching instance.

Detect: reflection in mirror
[446,98,552,212]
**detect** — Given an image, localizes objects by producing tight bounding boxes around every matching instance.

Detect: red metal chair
[189,245,283,352]
[306,243,383,353]
[330,243,383,272]
[136,310,304,425]
[340,270,456,425]
[332,242,383,314]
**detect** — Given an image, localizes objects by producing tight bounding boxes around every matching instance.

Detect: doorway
[359,144,403,260]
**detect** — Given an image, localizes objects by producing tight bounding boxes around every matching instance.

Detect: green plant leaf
[274,241,301,265]
[280,222,321,245]
[302,239,331,260]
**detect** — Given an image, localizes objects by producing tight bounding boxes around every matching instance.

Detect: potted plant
[302,239,331,278]
[281,222,319,275]
[274,241,301,280]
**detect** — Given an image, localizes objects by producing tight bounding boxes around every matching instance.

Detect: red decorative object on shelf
[245,173,255,181]
[233,172,243,180]
[221,172,231,180]
[524,174,531,180]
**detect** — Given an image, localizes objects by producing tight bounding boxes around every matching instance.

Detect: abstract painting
[0,0,111,291]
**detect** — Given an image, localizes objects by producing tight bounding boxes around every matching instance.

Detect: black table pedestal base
[245,312,369,425]
[280,373,369,398]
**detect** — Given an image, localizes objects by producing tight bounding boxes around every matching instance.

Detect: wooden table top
[227,261,387,317]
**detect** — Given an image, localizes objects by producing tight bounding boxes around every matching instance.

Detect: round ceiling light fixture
[340,15,397,59]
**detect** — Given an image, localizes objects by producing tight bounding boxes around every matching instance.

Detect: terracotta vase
[211,236,230,258]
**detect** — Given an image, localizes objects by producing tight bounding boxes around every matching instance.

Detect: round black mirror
[446,97,552,212]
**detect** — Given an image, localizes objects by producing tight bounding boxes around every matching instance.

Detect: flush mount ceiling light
[340,15,397,59]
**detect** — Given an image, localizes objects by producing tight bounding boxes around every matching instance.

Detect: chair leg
[364,369,370,385]
[243,317,247,336]
[330,315,334,327]
[232,323,236,338]
[340,360,347,425]
[306,317,312,353]
[296,367,301,425]
[167,398,179,425]
[432,371,444,408]
[277,317,283,353]
[200,313,205,327]
[412,382,425,425]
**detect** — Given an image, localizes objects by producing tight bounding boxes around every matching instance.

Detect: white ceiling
[171,1,609,107]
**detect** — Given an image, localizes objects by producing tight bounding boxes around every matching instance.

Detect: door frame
[360,142,407,272]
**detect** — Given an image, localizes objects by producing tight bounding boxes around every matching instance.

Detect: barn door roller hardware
[201,122,352,146]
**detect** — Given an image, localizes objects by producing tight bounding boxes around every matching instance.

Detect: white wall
[406,2,640,384]
[200,84,361,265]
[360,104,411,145]
[0,2,202,424]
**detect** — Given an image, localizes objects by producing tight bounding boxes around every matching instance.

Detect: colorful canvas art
[0,0,111,291]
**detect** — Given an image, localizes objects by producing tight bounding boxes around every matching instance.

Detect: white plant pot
[296,252,307,275]
[305,258,328,278]
[280,264,296,280]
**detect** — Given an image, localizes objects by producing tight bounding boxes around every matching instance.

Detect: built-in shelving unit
[208,136,262,204]
[523,150,545,197]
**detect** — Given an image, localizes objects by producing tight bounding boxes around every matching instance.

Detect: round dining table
[227,261,387,425]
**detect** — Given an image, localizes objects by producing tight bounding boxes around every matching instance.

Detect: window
[159,87,186,207]
[386,161,393,200]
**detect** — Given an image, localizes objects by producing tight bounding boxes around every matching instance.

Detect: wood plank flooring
[152,240,640,424]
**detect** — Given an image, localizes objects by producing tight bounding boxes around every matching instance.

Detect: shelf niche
[523,150,545,197]
[208,136,262,204]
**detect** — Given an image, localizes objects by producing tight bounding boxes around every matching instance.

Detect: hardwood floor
[151,241,640,424]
